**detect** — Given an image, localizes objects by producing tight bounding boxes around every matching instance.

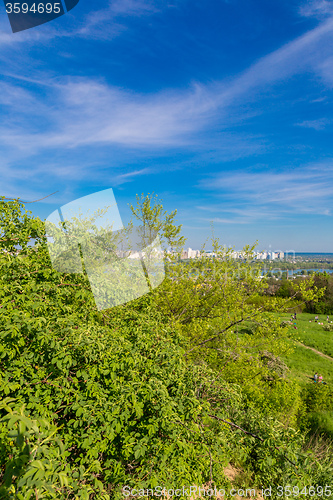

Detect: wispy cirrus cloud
[299,0,333,19]
[1,13,333,156]
[198,162,333,220]
[197,216,249,225]
[295,117,332,130]
[196,205,284,224]
[107,167,153,185]
[76,0,162,39]
[2,5,333,210]
[0,0,172,45]
[0,78,216,152]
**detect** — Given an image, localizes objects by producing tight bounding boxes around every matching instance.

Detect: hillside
[1,196,333,499]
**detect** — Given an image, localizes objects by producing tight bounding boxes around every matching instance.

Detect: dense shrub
[304,274,333,314]
[2,196,333,499]
[297,384,333,441]
[0,292,232,498]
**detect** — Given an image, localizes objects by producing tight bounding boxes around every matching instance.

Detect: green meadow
[275,312,333,439]
[282,343,333,386]
[277,312,333,385]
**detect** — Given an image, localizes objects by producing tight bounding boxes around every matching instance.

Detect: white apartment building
[182,247,200,259]
[178,248,285,260]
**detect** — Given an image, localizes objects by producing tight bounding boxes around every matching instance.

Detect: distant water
[261,269,333,276]
[289,269,333,274]
[294,253,333,258]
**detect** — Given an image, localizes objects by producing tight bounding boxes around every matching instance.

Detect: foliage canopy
[0,195,332,499]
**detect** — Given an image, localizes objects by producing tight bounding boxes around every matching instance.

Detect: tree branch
[2,191,59,204]
[208,414,297,467]
[184,308,264,355]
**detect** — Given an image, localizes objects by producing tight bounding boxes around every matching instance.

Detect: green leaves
[130,193,186,252]
[0,240,217,499]
[1,194,332,499]
[0,197,46,255]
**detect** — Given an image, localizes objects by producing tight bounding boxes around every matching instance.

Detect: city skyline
[1,0,333,251]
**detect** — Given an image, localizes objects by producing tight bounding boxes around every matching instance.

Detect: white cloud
[315,55,333,87]
[198,216,249,225]
[0,78,217,154]
[1,13,333,156]
[0,0,167,45]
[299,0,333,19]
[78,0,160,39]
[1,2,333,205]
[108,167,152,185]
[198,162,333,219]
[295,118,332,130]
[223,17,333,97]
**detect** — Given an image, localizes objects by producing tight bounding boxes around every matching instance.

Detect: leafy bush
[0,400,80,500]
[280,320,290,328]
[0,286,229,498]
[322,323,333,332]
[302,384,333,414]
[1,195,333,499]
[298,384,333,441]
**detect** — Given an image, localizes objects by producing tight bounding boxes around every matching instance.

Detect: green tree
[130,192,186,254]
[0,196,46,254]
[304,273,333,314]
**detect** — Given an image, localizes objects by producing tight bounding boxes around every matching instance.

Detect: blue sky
[1,0,333,252]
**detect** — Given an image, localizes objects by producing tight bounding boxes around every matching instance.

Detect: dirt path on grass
[296,341,333,361]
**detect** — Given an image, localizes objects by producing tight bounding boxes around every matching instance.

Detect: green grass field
[282,344,333,386]
[280,312,333,356]
[275,312,333,438]
[276,312,333,386]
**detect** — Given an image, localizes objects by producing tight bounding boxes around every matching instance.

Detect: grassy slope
[275,312,333,438]
[276,312,333,386]
[282,344,333,386]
